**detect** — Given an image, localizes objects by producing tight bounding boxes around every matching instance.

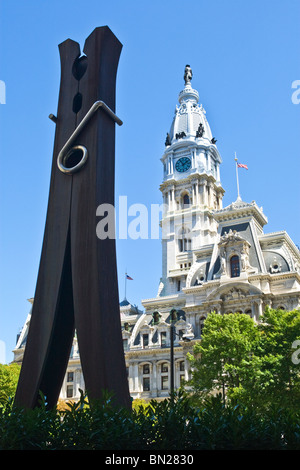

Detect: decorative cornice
[183,279,219,295]
[125,345,184,359]
[160,171,220,191]
[214,199,268,227]
[259,231,300,261]
[142,294,186,309]
[248,271,300,283]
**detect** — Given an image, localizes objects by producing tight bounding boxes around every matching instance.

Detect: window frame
[230,255,240,278]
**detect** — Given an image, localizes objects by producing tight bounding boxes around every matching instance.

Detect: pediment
[206,281,262,302]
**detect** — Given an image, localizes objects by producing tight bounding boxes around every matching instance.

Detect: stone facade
[13,67,300,402]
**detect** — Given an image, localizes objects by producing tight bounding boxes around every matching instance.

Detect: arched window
[183,193,190,207]
[142,363,151,391]
[230,255,240,278]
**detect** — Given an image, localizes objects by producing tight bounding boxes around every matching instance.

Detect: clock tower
[159,66,225,296]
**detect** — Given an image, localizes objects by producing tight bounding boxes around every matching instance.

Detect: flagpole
[234,152,241,201]
[125,270,127,300]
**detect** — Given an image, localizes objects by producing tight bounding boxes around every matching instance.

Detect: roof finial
[184,64,192,85]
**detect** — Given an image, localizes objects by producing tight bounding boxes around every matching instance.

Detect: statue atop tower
[184,64,192,85]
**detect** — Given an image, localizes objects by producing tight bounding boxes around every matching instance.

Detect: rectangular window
[142,334,149,348]
[67,371,74,382]
[230,255,240,278]
[178,330,184,340]
[143,364,150,374]
[143,377,150,391]
[161,376,169,390]
[161,331,167,347]
[67,385,73,398]
[161,362,168,373]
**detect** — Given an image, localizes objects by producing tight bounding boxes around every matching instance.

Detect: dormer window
[142,334,149,348]
[160,331,167,347]
[230,255,240,278]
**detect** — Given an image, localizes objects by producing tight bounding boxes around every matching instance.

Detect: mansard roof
[119,298,130,307]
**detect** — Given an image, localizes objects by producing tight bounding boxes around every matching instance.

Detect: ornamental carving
[222,288,246,300]
[215,230,257,278]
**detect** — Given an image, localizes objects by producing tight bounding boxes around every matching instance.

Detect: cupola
[165,65,215,147]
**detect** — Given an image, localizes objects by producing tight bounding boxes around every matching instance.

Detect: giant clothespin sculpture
[14,27,131,410]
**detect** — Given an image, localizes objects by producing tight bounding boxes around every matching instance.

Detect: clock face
[175,157,191,173]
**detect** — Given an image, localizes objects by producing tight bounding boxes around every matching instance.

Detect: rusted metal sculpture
[14,27,131,410]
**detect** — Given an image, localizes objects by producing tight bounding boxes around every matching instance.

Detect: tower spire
[159,67,225,296]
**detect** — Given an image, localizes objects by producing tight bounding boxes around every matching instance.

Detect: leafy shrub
[0,363,21,405]
[0,391,299,450]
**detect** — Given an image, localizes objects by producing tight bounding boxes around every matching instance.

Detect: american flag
[237,163,248,170]
[126,274,133,280]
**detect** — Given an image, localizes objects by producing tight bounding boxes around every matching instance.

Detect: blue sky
[0,0,299,363]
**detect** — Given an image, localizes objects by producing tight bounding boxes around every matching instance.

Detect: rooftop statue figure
[184,64,192,85]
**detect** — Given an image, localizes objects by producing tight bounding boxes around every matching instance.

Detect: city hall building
[13,67,300,402]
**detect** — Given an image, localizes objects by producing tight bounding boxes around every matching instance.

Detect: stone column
[132,361,139,394]
[152,360,158,397]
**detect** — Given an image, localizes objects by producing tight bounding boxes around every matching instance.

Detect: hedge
[0,391,300,450]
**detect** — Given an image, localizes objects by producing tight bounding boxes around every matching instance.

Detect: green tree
[188,312,259,400]
[0,363,21,404]
[188,309,300,411]
[254,307,300,409]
